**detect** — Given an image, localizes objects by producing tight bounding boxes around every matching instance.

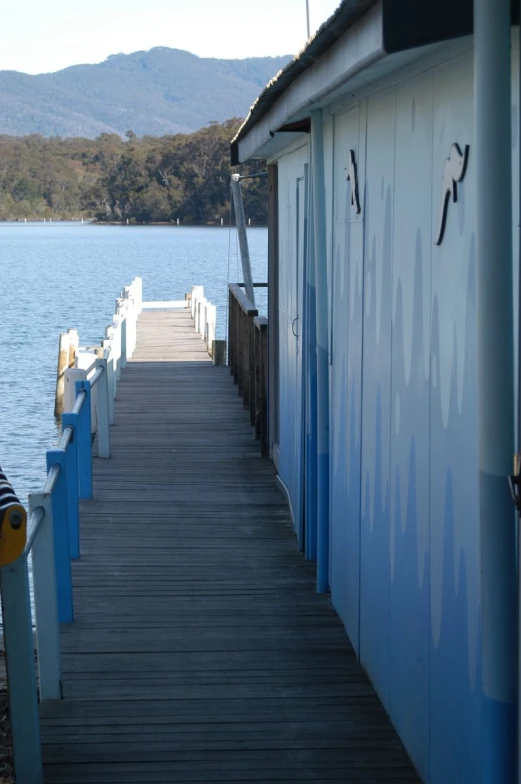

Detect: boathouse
[232,1,521,781]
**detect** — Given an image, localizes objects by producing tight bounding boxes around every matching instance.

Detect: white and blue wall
[272,38,520,783]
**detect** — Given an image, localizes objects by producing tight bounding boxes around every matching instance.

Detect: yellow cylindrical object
[0,503,27,566]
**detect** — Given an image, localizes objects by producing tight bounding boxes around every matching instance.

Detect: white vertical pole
[64,368,87,414]
[103,341,115,425]
[474,0,516,779]
[113,317,122,383]
[191,286,204,320]
[31,493,62,700]
[120,306,128,369]
[305,0,310,38]
[0,555,43,781]
[95,359,110,458]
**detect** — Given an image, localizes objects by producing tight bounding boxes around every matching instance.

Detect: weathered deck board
[40,309,418,783]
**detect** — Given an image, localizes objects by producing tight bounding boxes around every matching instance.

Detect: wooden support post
[238,308,245,398]
[212,340,226,366]
[254,317,269,457]
[228,288,236,380]
[55,331,71,418]
[248,313,256,425]
[254,326,261,441]
[67,329,79,368]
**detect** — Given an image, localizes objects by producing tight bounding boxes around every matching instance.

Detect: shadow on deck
[39,310,418,783]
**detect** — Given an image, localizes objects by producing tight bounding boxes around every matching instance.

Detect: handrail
[0,275,143,784]
[43,463,61,495]
[89,364,104,387]
[189,285,226,365]
[59,425,73,451]
[24,506,46,555]
[228,283,258,316]
[72,388,87,415]
[228,284,269,456]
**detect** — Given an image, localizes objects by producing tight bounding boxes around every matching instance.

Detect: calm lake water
[0,223,268,505]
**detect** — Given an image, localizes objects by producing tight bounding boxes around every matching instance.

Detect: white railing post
[134,276,143,314]
[31,493,62,701]
[197,299,206,336]
[64,368,87,414]
[113,316,122,383]
[119,300,128,369]
[129,295,137,358]
[76,351,98,434]
[207,304,216,353]
[103,340,115,425]
[200,299,207,338]
[54,331,71,417]
[191,285,204,320]
[0,555,43,782]
[95,359,110,458]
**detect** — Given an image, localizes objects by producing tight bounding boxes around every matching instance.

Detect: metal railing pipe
[71,386,87,416]
[24,505,46,555]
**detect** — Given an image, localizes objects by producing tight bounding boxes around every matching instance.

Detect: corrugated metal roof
[231,0,377,154]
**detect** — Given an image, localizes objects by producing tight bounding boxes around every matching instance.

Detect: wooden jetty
[37,306,418,783]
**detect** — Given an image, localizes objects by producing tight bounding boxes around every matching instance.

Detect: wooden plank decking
[40,309,418,783]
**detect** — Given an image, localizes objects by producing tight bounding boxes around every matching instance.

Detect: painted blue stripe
[479,470,516,781]
[482,695,515,782]
[306,281,318,561]
[316,343,329,593]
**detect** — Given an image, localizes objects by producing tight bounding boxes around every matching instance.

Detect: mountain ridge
[0,47,292,138]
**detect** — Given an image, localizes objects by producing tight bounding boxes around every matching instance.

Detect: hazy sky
[1,0,340,74]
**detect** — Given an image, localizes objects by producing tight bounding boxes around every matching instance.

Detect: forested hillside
[0,121,268,224]
[0,48,291,138]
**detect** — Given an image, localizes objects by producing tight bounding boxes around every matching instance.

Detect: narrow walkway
[40,309,418,783]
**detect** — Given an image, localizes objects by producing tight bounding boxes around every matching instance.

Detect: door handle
[292,317,300,338]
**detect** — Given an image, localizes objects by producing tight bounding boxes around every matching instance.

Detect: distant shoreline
[0,220,268,228]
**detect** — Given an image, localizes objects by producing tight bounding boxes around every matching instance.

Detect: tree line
[0,119,268,224]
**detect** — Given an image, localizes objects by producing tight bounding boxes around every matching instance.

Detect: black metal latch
[508,454,521,516]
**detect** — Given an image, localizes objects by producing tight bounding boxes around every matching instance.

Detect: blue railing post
[46,449,74,623]
[75,380,92,500]
[62,412,80,559]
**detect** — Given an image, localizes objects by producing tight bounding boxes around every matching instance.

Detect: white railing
[189,285,225,364]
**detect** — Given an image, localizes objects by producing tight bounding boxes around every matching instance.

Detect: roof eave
[232,1,384,164]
